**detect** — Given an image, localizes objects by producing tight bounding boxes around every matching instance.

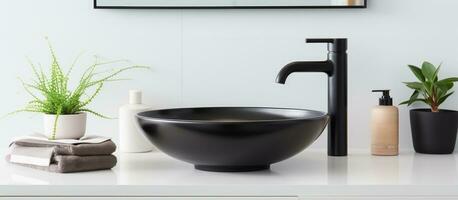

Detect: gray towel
[6,154,117,173]
[13,139,117,156]
[7,136,118,173]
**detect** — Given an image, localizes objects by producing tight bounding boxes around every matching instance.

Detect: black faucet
[276,38,347,156]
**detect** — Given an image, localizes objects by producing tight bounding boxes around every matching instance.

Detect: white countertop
[1,149,458,197]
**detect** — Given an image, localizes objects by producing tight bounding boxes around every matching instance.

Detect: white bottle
[119,90,154,153]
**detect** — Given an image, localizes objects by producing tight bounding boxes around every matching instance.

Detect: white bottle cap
[129,90,142,104]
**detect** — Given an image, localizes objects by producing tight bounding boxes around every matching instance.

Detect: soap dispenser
[119,90,154,153]
[371,90,399,156]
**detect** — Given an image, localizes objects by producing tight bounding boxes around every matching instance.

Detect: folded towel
[10,133,112,148]
[8,144,55,166]
[7,134,117,172]
[13,139,116,156]
[6,154,117,173]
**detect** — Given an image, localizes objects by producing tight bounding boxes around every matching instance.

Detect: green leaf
[437,77,458,84]
[424,81,433,95]
[51,106,62,140]
[399,100,410,105]
[79,109,112,119]
[432,63,442,82]
[438,92,454,106]
[411,90,419,98]
[437,87,447,100]
[408,90,420,106]
[408,65,425,82]
[78,83,103,109]
[400,98,427,106]
[421,61,437,81]
[436,78,458,96]
[400,91,423,106]
[437,82,453,97]
[437,81,454,89]
[403,82,423,90]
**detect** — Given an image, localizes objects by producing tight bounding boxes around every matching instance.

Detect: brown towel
[7,136,117,173]
[6,154,117,173]
[13,139,117,156]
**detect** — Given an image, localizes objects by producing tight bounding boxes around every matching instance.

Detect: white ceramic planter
[43,112,87,139]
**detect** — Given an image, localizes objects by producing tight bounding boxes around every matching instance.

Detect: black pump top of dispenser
[372,90,393,106]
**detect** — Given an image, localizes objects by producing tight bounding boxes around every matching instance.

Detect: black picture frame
[94,0,367,9]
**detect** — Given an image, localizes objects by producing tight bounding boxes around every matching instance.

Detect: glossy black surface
[137,107,329,172]
[276,38,348,156]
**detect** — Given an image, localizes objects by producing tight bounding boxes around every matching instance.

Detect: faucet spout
[276,61,333,84]
[276,38,348,157]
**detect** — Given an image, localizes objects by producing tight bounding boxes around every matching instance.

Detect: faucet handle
[306,38,335,43]
[306,38,347,52]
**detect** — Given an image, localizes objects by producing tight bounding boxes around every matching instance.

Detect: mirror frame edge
[93,0,367,9]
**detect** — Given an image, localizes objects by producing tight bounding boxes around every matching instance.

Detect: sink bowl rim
[136,106,328,124]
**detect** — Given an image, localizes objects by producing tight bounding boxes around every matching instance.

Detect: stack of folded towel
[5,133,117,173]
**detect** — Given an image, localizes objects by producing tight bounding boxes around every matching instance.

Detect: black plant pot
[410,109,458,154]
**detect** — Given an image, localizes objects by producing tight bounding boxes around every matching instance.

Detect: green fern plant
[13,40,148,140]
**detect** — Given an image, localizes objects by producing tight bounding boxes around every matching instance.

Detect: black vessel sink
[136,107,329,172]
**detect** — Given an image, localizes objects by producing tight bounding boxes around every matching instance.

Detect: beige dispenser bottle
[371,90,399,156]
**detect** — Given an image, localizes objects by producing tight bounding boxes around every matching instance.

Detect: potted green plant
[12,41,147,140]
[400,61,458,154]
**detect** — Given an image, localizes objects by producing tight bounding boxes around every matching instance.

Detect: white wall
[1,0,458,151]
